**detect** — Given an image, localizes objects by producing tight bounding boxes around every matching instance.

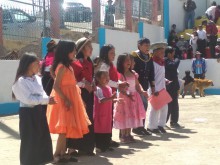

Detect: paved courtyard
[0,95,220,165]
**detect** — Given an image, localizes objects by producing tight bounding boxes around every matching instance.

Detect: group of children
[12,37,182,165]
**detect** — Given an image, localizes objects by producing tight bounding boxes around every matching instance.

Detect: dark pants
[42,72,54,96]
[167,89,179,124]
[67,89,95,153]
[197,39,206,57]
[194,74,205,79]
[209,35,217,58]
[95,133,111,151]
[185,11,195,29]
[19,106,53,165]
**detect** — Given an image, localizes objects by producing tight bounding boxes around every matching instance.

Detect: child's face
[130,57,135,69]
[99,72,109,85]
[68,48,77,60]
[82,42,93,58]
[29,59,40,75]
[139,43,150,55]
[108,48,116,62]
[123,56,131,70]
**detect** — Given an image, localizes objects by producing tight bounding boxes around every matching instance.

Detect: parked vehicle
[2,9,50,40]
[63,2,92,22]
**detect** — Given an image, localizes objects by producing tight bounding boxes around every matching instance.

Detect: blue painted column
[41,37,51,58]
[163,0,170,39]
[98,27,106,49]
[138,22,144,38]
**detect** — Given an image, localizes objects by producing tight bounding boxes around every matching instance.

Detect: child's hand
[64,98,72,111]
[111,92,117,99]
[49,96,57,105]
[127,94,135,101]
[113,98,124,103]
[166,80,172,85]
[154,92,159,96]
[142,91,148,98]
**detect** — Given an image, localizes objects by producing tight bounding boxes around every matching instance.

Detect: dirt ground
[0,95,220,165]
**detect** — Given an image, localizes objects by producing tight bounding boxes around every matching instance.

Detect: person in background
[186,31,198,57]
[214,5,220,23]
[168,30,178,46]
[165,47,182,128]
[12,53,55,165]
[197,25,207,57]
[104,0,115,27]
[68,37,95,156]
[41,40,57,96]
[205,1,217,21]
[203,20,218,58]
[182,70,195,98]
[192,51,207,79]
[215,38,220,62]
[183,0,197,29]
[176,35,188,59]
[114,53,147,143]
[94,71,117,152]
[131,38,155,136]
[147,43,169,134]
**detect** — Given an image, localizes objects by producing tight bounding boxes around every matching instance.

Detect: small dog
[182,71,195,98]
[192,79,214,97]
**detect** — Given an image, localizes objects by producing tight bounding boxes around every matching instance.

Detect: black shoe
[147,128,161,134]
[170,123,184,128]
[141,128,152,135]
[78,151,95,156]
[69,157,78,162]
[107,147,114,151]
[110,140,120,148]
[158,126,167,133]
[182,94,185,98]
[132,128,146,135]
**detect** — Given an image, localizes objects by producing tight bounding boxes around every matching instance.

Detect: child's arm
[53,66,72,109]
[96,87,116,103]
[135,73,148,98]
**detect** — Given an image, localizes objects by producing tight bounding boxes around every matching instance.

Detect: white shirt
[190,35,198,45]
[205,6,216,20]
[96,62,118,88]
[197,30,207,40]
[153,62,166,92]
[12,75,49,107]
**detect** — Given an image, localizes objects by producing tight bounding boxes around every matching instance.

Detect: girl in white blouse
[12,53,56,165]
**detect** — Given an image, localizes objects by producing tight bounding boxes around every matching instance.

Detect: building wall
[143,23,165,43]
[169,0,207,32]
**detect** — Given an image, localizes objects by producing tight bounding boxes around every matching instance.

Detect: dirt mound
[0,45,7,57]
[18,44,41,58]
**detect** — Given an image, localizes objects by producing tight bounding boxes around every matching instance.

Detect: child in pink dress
[94,71,116,152]
[114,53,147,143]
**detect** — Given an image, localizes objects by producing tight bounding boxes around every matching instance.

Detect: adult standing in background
[197,25,207,57]
[165,47,182,128]
[183,0,197,29]
[205,1,217,21]
[203,20,218,58]
[192,51,207,79]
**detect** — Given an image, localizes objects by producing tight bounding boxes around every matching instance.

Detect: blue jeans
[185,11,195,29]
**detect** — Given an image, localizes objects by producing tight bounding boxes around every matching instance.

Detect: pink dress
[94,86,113,133]
[113,72,146,129]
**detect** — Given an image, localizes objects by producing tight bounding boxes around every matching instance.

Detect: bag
[148,89,172,110]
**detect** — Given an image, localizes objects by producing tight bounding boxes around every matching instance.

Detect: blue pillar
[41,37,51,58]
[138,22,144,38]
[163,0,169,39]
[98,27,106,49]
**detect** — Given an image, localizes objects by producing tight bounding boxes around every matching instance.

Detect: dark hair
[185,70,191,75]
[193,31,198,36]
[172,24,176,28]
[138,38,150,45]
[117,53,133,78]
[13,53,38,99]
[95,71,108,85]
[52,41,76,72]
[212,1,217,6]
[76,41,92,62]
[99,44,115,65]
[165,46,175,57]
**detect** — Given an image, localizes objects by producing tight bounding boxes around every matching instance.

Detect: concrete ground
[0,95,220,165]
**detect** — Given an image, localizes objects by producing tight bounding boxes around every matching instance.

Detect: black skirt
[67,89,95,153]
[19,105,53,165]
[42,72,54,96]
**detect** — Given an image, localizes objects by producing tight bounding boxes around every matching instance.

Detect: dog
[192,79,214,97]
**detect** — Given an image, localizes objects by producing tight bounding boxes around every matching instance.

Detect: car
[2,9,50,41]
[63,2,92,22]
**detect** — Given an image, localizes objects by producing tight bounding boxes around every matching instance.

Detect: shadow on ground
[0,121,20,140]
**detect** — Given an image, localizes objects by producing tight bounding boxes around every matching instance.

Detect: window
[3,11,13,24]
[11,10,31,23]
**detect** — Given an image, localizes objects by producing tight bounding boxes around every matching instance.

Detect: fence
[0,0,164,59]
